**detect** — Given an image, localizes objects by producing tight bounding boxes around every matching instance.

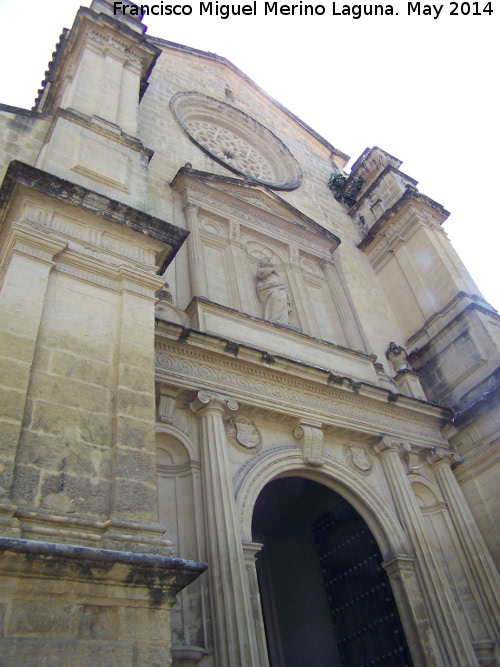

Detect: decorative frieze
[155,341,446,445]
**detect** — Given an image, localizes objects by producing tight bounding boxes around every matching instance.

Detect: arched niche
[155,426,208,653]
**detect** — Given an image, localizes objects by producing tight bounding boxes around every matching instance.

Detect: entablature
[155,319,451,449]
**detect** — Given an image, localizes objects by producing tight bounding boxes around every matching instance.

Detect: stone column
[243,541,270,667]
[0,226,66,524]
[374,436,479,666]
[191,391,258,666]
[429,448,500,650]
[183,203,208,299]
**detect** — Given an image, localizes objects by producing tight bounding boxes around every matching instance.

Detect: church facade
[0,1,499,665]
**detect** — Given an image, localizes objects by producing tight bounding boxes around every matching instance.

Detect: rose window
[170,93,302,190]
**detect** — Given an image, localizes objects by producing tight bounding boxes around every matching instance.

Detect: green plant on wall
[328,172,363,207]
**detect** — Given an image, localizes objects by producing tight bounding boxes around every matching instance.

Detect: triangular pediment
[171,167,341,254]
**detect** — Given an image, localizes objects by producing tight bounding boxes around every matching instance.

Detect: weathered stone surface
[0,1,499,665]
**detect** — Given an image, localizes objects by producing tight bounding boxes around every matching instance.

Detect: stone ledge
[0,538,208,585]
[0,161,189,272]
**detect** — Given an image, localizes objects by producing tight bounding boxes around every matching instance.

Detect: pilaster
[183,203,208,299]
[320,256,369,353]
[0,226,66,512]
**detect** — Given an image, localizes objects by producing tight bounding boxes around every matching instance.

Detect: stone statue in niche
[386,341,411,373]
[256,257,291,324]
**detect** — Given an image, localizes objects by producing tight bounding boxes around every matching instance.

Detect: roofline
[147,35,350,164]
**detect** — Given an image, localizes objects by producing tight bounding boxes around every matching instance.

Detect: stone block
[0,421,22,456]
[28,372,110,414]
[113,479,157,519]
[117,362,154,393]
[39,473,111,517]
[115,417,155,451]
[10,463,41,505]
[30,402,112,446]
[7,598,76,637]
[115,448,156,484]
[0,387,26,423]
[134,642,171,666]
[78,605,118,641]
[0,357,31,391]
[117,606,169,641]
[116,387,155,422]
[49,351,112,389]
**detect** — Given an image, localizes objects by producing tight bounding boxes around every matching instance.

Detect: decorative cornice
[34,6,160,113]
[0,161,188,273]
[358,187,450,254]
[156,337,449,447]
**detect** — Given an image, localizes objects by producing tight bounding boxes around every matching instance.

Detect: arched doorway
[252,477,413,667]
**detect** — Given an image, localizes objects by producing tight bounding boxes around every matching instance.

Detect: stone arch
[155,423,198,463]
[237,451,433,667]
[409,475,444,510]
[236,450,411,559]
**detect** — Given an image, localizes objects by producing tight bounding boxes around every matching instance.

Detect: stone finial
[386,341,411,373]
[156,277,173,303]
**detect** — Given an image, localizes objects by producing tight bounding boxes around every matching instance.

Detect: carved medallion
[227,417,262,452]
[346,444,373,473]
[170,92,302,190]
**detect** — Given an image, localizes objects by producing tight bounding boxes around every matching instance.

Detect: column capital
[182,201,199,217]
[427,447,461,467]
[319,257,334,271]
[190,390,238,416]
[373,435,412,456]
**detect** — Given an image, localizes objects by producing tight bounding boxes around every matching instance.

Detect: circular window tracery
[170,92,302,190]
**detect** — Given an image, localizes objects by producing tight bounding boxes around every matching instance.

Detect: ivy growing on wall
[328,172,363,207]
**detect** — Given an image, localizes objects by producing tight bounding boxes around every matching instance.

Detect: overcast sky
[1,0,498,309]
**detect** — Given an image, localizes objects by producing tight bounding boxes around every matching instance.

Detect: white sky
[1,0,498,310]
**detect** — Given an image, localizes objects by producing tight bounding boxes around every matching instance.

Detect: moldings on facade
[1,2,499,664]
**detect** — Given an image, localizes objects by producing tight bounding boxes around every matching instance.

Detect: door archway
[252,476,414,667]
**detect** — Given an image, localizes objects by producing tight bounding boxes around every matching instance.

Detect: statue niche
[256,257,291,324]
